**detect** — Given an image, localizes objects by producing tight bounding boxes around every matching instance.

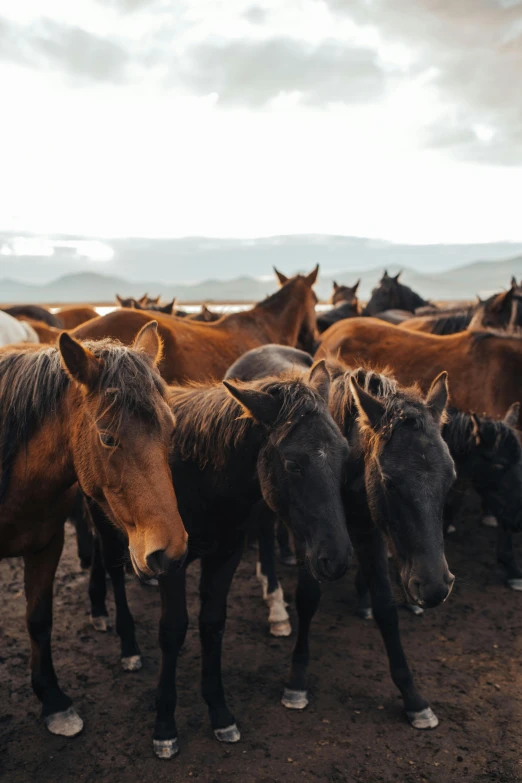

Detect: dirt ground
[1,512,522,783]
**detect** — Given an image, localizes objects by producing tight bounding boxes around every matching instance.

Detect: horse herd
[1,266,522,761]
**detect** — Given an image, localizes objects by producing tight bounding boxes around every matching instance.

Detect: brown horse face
[59,325,188,578]
[351,373,456,609]
[331,280,360,306]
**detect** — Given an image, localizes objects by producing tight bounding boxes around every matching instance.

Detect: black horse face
[351,373,456,608]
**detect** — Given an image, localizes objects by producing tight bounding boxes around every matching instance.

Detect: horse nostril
[318,557,347,581]
[146,549,170,576]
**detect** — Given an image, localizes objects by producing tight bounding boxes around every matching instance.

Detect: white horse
[0,310,39,346]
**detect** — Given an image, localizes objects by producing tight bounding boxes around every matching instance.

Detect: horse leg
[496,525,522,590]
[69,492,93,569]
[276,518,296,566]
[199,544,243,743]
[356,531,437,730]
[355,566,373,620]
[281,560,321,710]
[24,528,83,736]
[153,564,189,759]
[88,533,109,632]
[88,501,141,670]
[257,508,291,637]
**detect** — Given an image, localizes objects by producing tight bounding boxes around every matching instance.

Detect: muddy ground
[1,513,522,783]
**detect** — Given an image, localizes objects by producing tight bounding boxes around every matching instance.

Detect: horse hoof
[356,607,373,620]
[121,655,142,671]
[270,620,292,637]
[508,578,522,591]
[153,738,179,759]
[214,724,241,743]
[446,524,456,534]
[281,688,308,710]
[45,707,84,737]
[90,614,109,632]
[141,577,159,587]
[407,707,439,730]
[404,603,425,616]
[482,515,498,528]
[279,554,297,566]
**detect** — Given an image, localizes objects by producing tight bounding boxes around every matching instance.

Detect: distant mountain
[1,255,522,303]
[2,231,522,288]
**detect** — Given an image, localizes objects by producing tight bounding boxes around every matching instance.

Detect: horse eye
[285,459,301,474]
[100,432,118,448]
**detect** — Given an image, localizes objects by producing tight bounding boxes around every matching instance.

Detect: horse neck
[251,284,310,344]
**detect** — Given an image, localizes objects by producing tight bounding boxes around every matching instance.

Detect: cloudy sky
[1,0,521,243]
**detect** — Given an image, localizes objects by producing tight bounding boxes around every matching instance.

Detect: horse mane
[0,339,166,501]
[420,311,474,335]
[470,327,522,342]
[325,360,428,438]
[168,372,323,470]
[444,408,521,461]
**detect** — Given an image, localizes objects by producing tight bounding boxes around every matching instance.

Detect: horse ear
[305,264,319,287]
[59,332,102,388]
[425,371,449,422]
[116,294,123,305]
[138,294,149,306]
[476,294,483,304]
[160,298,176,315]
[394,271,402,282]
[488,290,512,314]
[223,381,280,425]
[511,276,517,288]
[504,402,520,428]
[333,281,339,291]
[382,270,389,279]
[151,295,160,304]
[349,377,386,431]
[274,267,289,286]
[353,279,360,293]
[129,299,138,309]
[132,321,163,365]
[308,359,331,403]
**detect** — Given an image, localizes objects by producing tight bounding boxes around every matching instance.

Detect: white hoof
[404,603,425,616]
[447,524,456,534]
[270,620,292,637]
[407,706,439,730]
[45,707,84,737]
[214,724,241,743]
[121,655,142,671]
[153,737,179,759]
[482,515,498,528]
[90,615,109,632]
[141,577,159,587]
[281,688,308,710]
[508,578,522,591]
[357,607,373,620]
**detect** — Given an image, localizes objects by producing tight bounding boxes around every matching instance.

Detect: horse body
[316,317,522,421]
[0,310,39,346]
[54,305,98,329]
[0,326,188,736]
[73,269,320,382]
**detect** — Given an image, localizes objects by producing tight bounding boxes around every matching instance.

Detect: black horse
[84,363,353,758]
[363,271,430,318]
[317,281,361,333]
[226,344,455,730]
[1,304,63,328]
[443,405,522,588]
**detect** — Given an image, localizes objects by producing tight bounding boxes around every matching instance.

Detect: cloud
[0,16,131,83]
[179,36,386,107]
[324,0,522,164]
[243,5,268,25]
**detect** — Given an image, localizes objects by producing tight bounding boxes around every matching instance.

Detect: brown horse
[21,318,62,343]
[73,267,320,383]
[0,323,187,737]
[54,305,98,329]
[316,317,522,422]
